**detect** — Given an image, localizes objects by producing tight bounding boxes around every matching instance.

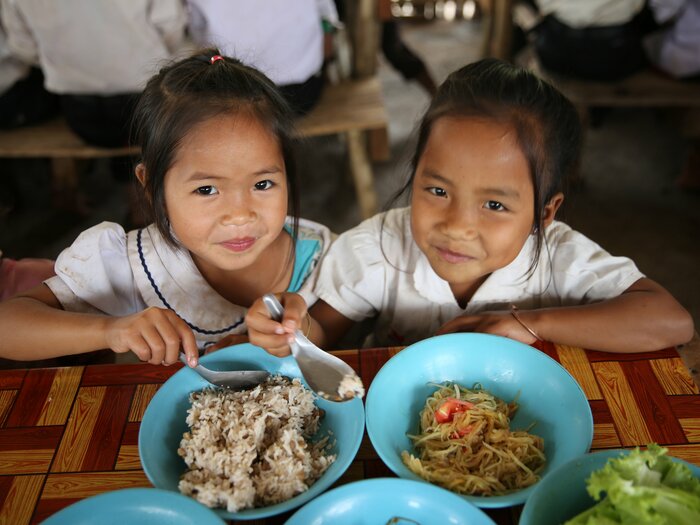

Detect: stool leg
[369,127,390,162]
[51,157,89,215]
[346,129,378,219]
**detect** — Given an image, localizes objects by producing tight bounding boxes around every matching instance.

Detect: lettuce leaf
[564,444,700,525]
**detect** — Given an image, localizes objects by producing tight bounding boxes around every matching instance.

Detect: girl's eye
[485,200,506,211]
[427,187,447,198]
[254,180,274,191]
[195,185,218,196]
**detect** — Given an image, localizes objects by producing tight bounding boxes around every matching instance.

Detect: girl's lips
[220,237,256,252]
[436,247,475,264]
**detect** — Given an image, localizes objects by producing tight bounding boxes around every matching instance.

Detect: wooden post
[345,0,380,78]
[483,0,513,61]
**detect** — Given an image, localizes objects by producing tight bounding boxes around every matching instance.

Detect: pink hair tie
[210,55,224,64]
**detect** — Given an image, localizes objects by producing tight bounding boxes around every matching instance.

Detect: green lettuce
[564,444,700,525]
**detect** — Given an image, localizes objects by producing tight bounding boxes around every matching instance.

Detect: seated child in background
[246,58,694,356]
[0,50,333,366]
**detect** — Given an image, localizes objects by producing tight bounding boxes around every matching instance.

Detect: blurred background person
[0,14,56,129]
[186,0,338,115]
[1,0,188,149]
[0,0,188,224]
[531,0,653,81]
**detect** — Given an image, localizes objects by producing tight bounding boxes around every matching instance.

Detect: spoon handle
[262,294,285,322]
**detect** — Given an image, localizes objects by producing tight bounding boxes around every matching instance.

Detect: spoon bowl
[178,352,269,389]
[262,294,364,402]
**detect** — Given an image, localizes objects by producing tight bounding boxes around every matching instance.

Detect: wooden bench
[483,1,700,112]
[0,76,389,219]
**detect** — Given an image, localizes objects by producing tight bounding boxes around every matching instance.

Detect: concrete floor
[1,17,698,350]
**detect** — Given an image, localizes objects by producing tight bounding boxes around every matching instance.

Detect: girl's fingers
[266,344,292,358]
[128,335,153,363]
[139,324,168,365]
[169,316,198,367]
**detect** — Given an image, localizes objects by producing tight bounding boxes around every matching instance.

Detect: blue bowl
[139,343,365,521]
[42,487,225,525]
[365,333,593,508]
[285,478,497,525]
[520,448,700,525]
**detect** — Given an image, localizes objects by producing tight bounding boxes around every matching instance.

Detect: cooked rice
[177,375,336,512]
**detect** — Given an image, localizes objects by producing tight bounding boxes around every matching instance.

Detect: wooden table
[2,342,700,524]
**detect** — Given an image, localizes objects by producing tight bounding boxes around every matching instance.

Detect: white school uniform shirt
[45,219,333,351]
[315,207,645,347]
[534,0,645,27]
[0,0,187,94]
[186,0,338,85]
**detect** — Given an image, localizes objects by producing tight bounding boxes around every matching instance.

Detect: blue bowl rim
[365,333,594,508]
[285,477,498,525]
[138,343,366,520]
[42,487,226,525]
[519,447,700,524]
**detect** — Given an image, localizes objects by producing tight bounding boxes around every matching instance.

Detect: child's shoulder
[545,220,600,248]
[296,217,335,244]
[328,207,415,262]
[341,207,411,239]
[67,221,128,251]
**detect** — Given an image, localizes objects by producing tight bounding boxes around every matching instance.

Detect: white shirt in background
[186,0,338,85]
[645,0,700,78]
[315,207,644,347]
[0,0,187,94]
[0,20,28,94]
[534,0,645,27]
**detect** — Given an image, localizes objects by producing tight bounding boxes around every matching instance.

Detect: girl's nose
[442,204,478,239]
[220,194,255,226]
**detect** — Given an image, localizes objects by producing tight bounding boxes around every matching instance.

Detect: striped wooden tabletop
[1,343,699,525]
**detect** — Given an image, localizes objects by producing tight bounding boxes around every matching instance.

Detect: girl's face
[163,112,288,276]
[410,116,536,301]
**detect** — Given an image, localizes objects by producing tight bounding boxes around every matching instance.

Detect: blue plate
[520,448,700,525]
[285,478,497,525]
[42,488,225,525]
[138,343,365,521]
[365,333,593,508]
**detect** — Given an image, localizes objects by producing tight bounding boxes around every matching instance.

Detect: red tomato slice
[451,425,474,439]
[434,397,474,424]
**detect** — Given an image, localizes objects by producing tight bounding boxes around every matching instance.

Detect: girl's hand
[104,307,199,366]
[246,292,309,357]
[436,310,539,345]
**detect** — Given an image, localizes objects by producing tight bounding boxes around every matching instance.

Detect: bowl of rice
[365,333,593,508]
[138,343,365,521]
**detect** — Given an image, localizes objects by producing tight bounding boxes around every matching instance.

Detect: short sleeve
[547,224,645,303]
[314,217,386,321]
[45,222,145,315]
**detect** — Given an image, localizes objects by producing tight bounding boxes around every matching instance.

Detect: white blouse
[46,219,333,350]
[315,207,645,347]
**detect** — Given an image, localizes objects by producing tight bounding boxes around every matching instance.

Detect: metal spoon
[178,352,269,390]
[262,294,365,402]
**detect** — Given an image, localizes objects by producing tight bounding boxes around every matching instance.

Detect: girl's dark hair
[394,58,582,270]
[130,48,299,245]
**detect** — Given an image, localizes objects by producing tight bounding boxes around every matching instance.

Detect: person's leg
[0,67,59,129]
[60,93,138,148]
[280,72,325,115]
[381,20,437,95]
[676,141,700,191]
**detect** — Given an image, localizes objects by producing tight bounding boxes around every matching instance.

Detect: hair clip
[210,55,224,64]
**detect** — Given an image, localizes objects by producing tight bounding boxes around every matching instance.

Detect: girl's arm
[438,278,694,353]
[246,293,355,356]
[0,284,199,365]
